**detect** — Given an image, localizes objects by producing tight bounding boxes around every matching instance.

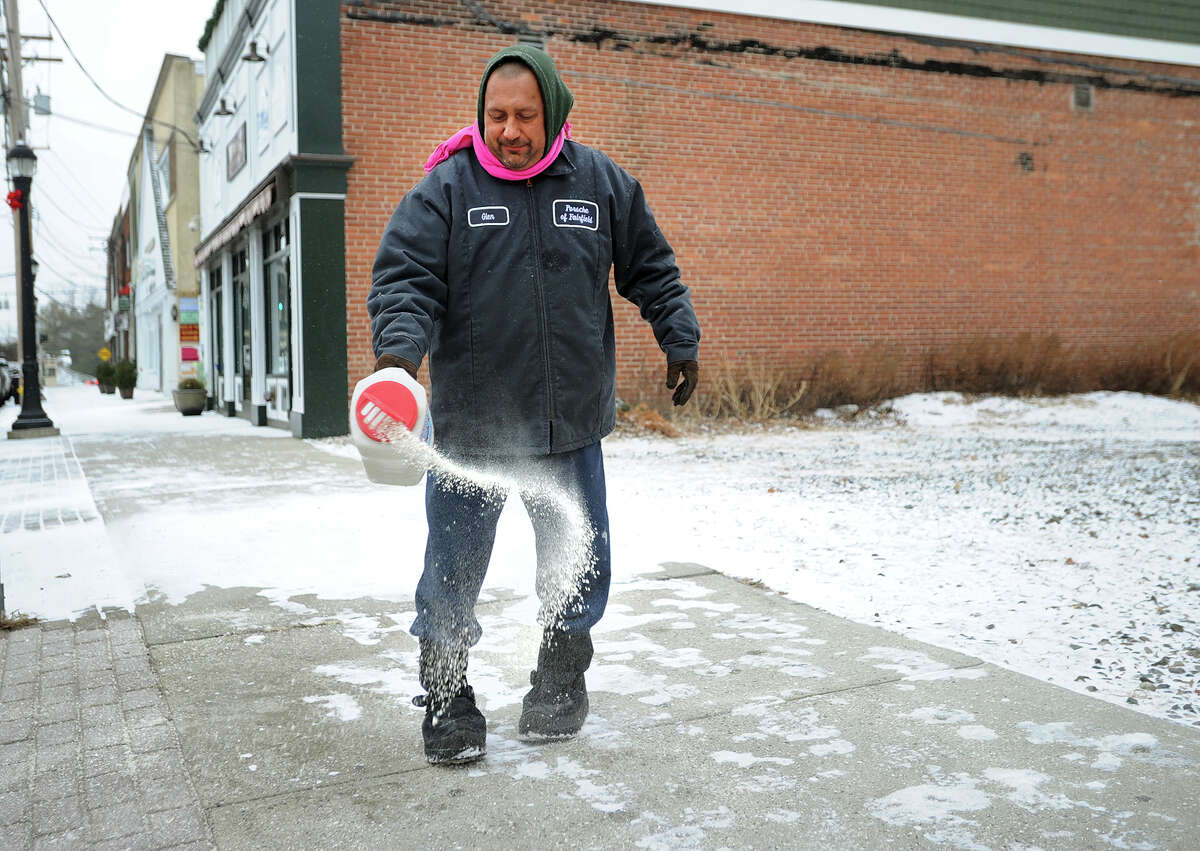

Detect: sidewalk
[1,386,1197,849]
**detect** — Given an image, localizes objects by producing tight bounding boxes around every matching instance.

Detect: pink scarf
[424,122,571,181]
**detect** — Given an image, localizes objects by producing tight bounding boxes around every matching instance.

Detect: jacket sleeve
[366,173,452,367]
[608,161,701,364]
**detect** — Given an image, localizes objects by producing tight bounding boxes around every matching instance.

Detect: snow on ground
[601,391,1200,729]
[1,384,1197,730]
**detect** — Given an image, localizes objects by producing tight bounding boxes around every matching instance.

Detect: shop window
[263,218,290,376]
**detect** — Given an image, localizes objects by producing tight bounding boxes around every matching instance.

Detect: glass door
[231,246,251,407]
[262,218,291,414]
[208,265,223,405]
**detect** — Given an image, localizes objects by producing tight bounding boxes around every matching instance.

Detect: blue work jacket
[368,140,700,457]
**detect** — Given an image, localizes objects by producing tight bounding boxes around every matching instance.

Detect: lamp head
[242,41,266,62]
[7,143,37,179]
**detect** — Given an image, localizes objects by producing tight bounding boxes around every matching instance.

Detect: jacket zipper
[527,178,554,449]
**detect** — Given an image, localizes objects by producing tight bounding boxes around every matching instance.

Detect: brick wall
[341,0,1200,401]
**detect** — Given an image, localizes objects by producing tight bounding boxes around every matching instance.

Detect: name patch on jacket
[468,206,510,227]
[553,199,599,231]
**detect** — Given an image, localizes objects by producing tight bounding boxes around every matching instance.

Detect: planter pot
[172,388,207,416]
[99,383,115,394]
[118,386,134,399]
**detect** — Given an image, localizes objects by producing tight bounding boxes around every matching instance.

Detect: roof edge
[637,0,1200,67]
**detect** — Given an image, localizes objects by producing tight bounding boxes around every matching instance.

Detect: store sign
[118,294,131,311]
[179,297,200,325]
[180,324,200,343]
[181,346,200,363]
[226,122,247,181]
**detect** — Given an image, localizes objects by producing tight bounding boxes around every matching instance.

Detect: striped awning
[193,183,274,268]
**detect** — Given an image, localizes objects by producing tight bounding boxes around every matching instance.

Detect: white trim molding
[641,0,1200,67]
[290,192,347,201]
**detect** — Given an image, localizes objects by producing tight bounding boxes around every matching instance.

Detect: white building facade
[194,0,349,436]
[133,128,176,393]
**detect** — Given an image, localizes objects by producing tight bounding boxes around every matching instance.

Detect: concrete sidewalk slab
[135,570,1198,849]
[134,586,525,648]
[4,390,1198,848]
[70,433,361,523]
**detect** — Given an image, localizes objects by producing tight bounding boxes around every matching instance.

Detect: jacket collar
[540,142,576,178]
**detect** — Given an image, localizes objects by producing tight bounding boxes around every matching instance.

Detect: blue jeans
[410,443,611,648]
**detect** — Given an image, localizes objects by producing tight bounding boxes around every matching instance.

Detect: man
[367,44,701,765]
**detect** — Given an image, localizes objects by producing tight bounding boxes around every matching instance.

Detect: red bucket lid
[355,379,418,442]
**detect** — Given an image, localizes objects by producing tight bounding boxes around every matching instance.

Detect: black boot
[518,630,593,742]
[414,640,486,764]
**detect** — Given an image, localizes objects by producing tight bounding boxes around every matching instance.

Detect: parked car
[0,358,11,405]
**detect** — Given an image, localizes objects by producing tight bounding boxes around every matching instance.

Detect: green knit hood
[476,44,574,144]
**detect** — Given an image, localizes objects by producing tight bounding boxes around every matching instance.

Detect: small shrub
[114,359,137,390]
[178,377,204,391]
[95,361,115,385]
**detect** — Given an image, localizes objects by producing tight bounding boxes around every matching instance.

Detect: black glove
[666,360,698,407]
[374,353,418,378]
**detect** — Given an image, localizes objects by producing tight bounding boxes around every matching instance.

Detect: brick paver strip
[0,436,99,534]
[0,615,214,849]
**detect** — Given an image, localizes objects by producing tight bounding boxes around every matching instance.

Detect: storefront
[196,180,293,427]
[194,0,348,437]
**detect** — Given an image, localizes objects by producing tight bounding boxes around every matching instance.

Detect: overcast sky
[3,0,211,307]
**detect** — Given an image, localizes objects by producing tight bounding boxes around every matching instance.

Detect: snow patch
[711,750,794,768]
[302,693,363,722]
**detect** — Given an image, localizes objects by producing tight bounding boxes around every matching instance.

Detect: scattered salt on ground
[2,385,1196,728]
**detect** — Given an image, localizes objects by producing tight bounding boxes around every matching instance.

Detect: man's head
[477,44,574,171]
[482,61,546,171]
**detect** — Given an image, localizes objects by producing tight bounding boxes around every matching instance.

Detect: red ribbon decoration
[5,190,22,210]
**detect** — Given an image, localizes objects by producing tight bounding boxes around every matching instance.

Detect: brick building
[341,0,1200,404]
[188,0,1199,437]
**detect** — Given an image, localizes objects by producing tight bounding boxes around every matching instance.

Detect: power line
[32,103,138,138]
[29,214,103,265]
[33,0,205,153]
[32,0,147,120]
[31,184,106,232]
[34,237,104,280]
[28,211,106,281]
[38,148,112,223]
[30,254,101,289]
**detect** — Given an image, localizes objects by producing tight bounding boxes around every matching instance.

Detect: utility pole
[2,0,27,361]
[2,0,27,141]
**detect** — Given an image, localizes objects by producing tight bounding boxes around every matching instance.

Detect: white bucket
[349,367,434,486]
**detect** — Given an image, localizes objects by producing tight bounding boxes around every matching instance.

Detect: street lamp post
[7,143,58,437]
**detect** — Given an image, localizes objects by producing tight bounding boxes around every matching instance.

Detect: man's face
[483,66,546,171]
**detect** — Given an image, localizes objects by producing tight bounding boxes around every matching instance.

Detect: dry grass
[803,344,906,411]
[618,402,682,437]
[691,362,808,422]
[929,333,1068,395]
[929,332,1200,398]
[0,612,39,630]
[625,332,1198,429]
